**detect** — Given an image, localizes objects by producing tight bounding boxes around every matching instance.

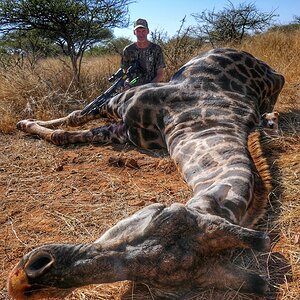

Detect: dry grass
[0,30,299,299]
[0,55,120,133]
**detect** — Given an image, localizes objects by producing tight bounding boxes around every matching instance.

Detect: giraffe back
[170,48,284,113]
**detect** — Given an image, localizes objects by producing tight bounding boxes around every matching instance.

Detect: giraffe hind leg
[17,120,128,145]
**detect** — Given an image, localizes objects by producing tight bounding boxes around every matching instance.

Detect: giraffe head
[8,202,270,299]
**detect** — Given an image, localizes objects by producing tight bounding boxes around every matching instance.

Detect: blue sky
[113,0,300,38]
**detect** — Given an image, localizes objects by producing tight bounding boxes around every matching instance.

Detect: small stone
[55,165,64,171]
[108,157,125,167]
[125,158,139,169]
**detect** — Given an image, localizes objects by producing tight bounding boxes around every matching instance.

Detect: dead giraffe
[9,48,285,299]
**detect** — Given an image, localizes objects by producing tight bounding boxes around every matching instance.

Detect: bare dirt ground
[0,105,299,299]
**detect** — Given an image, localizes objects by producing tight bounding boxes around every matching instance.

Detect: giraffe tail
[240,130,273,228]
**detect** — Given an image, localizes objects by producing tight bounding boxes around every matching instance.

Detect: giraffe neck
[165,94,257,224]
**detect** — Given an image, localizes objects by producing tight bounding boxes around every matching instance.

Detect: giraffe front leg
[17,120,72,145]
[17,110,101,130]
[16,120,129,145]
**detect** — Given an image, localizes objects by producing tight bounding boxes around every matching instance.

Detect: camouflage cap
[134,18,149,30]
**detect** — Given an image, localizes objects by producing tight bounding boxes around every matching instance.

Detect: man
[121,18,166,87]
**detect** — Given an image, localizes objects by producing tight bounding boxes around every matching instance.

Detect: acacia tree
[0,29,61,69]
[0,0,132,86]
[192,1,277,46]
[294,16,300,23]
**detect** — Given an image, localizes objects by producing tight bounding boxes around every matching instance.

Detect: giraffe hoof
[16,119,36,131]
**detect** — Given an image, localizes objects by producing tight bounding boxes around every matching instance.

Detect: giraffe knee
[67,110,86,126]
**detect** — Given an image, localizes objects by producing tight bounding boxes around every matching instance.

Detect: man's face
[134,27,149,42]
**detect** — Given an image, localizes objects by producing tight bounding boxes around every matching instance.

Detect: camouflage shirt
[121,42,166,85]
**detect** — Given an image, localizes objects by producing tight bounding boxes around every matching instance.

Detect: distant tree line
[0,0,299,85]
[0,0,132,85]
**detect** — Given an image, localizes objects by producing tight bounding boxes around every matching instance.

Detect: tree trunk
[70,54,80,88]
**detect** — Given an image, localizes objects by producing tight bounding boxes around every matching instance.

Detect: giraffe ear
[208,184,231,202]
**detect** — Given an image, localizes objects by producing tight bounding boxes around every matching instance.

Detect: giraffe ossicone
[9,48,284,299]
